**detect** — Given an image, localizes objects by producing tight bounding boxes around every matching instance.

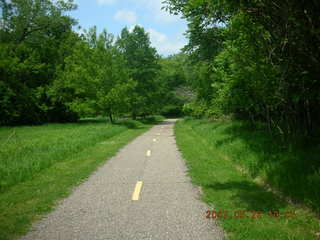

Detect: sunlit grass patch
[0,117,160,240]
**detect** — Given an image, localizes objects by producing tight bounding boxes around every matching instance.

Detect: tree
[155,53,193,117]
[164,0,320,136]
[0,0,78,125]
[52,27,131,123]
[116,25,160,119]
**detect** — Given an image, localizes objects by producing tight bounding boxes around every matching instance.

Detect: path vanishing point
[22,119,224,240]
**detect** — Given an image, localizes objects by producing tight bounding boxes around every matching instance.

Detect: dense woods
[0,0,187,125]
[1,0,319,132]
[0,0,81,125]
[165,0,320,215]
[4,0,318,136]
[165,0,320,138]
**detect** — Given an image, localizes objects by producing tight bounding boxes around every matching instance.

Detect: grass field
[0,117,160,240]
[175,118,320,240]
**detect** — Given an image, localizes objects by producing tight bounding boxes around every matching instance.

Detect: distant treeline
[165,0,320,137]
[3,0,319,134]
[0,0,188,126]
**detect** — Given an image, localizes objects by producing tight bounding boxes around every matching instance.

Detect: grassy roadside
[175,118,319,240]
[0,117,160,240]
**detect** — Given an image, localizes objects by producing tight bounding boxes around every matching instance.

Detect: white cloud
[97,0,182,24]
[114,10,137,24]
[92,0,188,55]
[148,28,167,42]
[147,28,186,55]
[96,0,116,5]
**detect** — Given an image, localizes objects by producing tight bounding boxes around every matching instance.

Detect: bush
[182,100,207,118]
[161,104,183,117]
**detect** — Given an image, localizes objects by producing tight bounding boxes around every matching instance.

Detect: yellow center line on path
[146,150,151,156]
[132,181,143,201]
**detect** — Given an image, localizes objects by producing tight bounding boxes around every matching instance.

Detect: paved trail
[22,119,224,240]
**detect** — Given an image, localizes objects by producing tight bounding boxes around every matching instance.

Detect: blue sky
[68,0,188,56]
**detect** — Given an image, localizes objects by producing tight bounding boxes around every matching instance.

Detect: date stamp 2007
[205,210,296,220]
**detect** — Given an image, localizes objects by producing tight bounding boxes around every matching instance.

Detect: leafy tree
[0,0,78,125]
[116,25,160,119]
[52,27,127,122]
[164,0,320,136]
[155,53,193,117]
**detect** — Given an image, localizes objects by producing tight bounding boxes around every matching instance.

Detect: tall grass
[183,118,320,214]
[0,117,160,240]
[175,118,320,240]
[0,116,162,192]
[0,121,128,192]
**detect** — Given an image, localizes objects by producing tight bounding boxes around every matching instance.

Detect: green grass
[175,118,320,240]
[0,117,160,240]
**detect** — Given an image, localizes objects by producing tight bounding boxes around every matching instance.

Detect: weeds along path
[0,119,155,240]
[20,119,224,240]
[174,119,320,240]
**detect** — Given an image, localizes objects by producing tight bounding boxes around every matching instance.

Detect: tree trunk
[267,107,271,134]
[109,112,113,123]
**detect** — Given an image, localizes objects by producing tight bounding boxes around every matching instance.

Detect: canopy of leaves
[165,0,320,137]
[0,0,78,125]
[116,26,161,118]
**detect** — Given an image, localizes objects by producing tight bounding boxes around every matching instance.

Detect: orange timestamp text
[205,210,296,220]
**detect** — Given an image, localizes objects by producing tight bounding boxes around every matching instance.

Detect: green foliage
[158,53,187,88]
[161,104,182,117]
[1,2,168,125]
[206,13,282,122]
[182,101,207,118]
[0,0,78,125]
[116,26,161,118]
[165,0,320,137]
[156,53,193,117]
[51,27,133,122]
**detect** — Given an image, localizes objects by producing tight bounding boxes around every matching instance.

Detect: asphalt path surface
[22,119,224,240]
